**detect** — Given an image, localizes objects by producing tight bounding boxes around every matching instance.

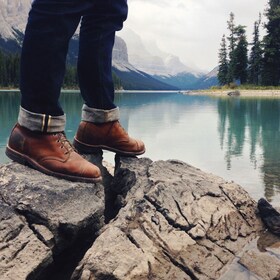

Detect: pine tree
[63,64,78,88]
[218,34,228,85]
[112,71,123,90]
[233,25,248,84]
[248,15,263,85]
[227,12,237,83]
[261,0,280,86]
[11,53,20,87]
[0,50,123,89]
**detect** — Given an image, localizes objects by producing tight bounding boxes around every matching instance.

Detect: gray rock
[2,156,277,280]
[72,157,264,280]
[0,160,105,280]
[239,249,280,280]
[227,90,240,96]
[0,199,52,280]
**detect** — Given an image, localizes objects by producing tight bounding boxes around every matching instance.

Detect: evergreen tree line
[0,50,20,87]
[0,49,123,89]
[63,65,123,89]
[218,0,280,86]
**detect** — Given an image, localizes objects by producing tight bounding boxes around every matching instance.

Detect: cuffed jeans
[19,0,127,132]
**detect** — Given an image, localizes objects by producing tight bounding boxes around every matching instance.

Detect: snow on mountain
[112,36,136,73]
[204,66,218,79]
[0,0,30,41]
[144,39,204,77]
[193,66,219,89]
[164,55,201,77]
[117,27,203,78]
[117,28,167,76]
[112,36,178,90]
[112,36,146,76]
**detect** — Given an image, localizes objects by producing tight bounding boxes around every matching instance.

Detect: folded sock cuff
[18,106,66,133]
[81,105,120,123]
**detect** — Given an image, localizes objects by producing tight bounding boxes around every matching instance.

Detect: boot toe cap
[80,162,102,181]
[135,139,145,154]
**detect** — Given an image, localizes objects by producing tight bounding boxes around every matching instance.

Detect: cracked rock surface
[0,199,52,280]
[1,157,279,280]
[0,162,105,280]
[72,157,266,280]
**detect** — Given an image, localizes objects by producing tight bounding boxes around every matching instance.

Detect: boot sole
[73,137,146,156]
[5,145,102,183]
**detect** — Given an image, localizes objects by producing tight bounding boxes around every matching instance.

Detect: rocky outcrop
[0,154,107,280]
[72,157,266,280]
[0,198,52,280]
[1,156,280,280]
[113,36,129,64]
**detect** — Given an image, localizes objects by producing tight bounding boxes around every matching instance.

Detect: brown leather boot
[6,124,102,183]
[73,121,145,156]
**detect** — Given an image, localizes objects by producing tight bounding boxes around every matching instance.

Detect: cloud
[122,0,268,71]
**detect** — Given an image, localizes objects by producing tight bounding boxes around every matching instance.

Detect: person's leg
[74,0,145,156]
[78,0,127,110]
[6,0,101,182]
[20,0,82,121]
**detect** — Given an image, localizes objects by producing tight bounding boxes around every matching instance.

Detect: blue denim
[20,0,128,117]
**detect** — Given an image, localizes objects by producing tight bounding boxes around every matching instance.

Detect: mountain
[0,0,30,52]
[193,66,219,89]
[0,1,217,90]
[117,28,206,89]
[112,37,178,90]
[118,28,198,76]
[116,29,219,89]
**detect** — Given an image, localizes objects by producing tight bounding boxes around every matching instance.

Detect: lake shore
[183,89,280,97]
[2,88,280,97]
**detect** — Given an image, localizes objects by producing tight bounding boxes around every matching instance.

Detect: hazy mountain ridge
[118,28,203,76]
[117,28,211,89]
[193,66,219,89]
[112,36,178,90]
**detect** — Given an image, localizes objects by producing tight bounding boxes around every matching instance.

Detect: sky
[119,0,269,72]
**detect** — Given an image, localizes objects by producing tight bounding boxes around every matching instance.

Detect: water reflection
[217,97,280,202]
[218,98,247,170]
[0,91,21,162]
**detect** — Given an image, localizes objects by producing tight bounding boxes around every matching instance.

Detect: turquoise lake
[1,90,280,205]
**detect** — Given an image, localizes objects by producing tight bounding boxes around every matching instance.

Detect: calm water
[1,90,280,205]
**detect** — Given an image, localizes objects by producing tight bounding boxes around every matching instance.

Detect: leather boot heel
[6,146,27,165]
[73,138,102,154]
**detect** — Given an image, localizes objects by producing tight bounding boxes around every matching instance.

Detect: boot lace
[54,132,75,155]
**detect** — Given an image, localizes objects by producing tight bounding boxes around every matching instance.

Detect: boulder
[227,90,240,96]
[1,156,279,280]
[0,199,52,280]
[72,157,265,280]
[0,156,106,280]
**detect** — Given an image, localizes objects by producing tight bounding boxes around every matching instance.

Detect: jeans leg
[20,0,82,116]
[78,0,128,110]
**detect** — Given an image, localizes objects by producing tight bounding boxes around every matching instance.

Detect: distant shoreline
[182,89,280,97]
[0,89,20,92]
[1,88,280,97]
